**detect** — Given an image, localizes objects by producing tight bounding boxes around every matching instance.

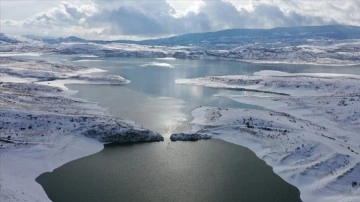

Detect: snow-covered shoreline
[177,71,360,202]
[0,57,163,202]
[1,132,104,202]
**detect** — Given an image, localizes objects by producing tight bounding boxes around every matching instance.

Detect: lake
[36,57,360,201]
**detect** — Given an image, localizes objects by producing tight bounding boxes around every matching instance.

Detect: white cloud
[166,0,205,18]
[22,1,98,27]
[1,0,359,39]
[1,1,103,38]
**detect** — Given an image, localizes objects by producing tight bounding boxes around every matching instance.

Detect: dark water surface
[37,140,301,202]
[34,57,360,202]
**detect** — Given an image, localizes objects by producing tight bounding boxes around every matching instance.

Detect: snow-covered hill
[1,25,360,65]
[176,71,360,202]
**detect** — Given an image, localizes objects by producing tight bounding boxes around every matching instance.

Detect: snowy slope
[177,71,360,202]
[0,57,163,202]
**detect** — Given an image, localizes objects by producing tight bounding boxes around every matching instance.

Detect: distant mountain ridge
[24,35,88,44]
[139,25,360,46]
[2,25,360,47]
[1,25,360,65]
[0,33,20,44]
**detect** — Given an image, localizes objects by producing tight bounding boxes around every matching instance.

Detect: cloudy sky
[1,0,359,40]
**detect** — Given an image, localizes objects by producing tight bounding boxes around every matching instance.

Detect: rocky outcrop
[170,133,211,141]
[173,51,187,59]
[83,125,164,143]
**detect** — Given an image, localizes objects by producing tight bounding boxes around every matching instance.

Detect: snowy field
[176,70,360,202]
[0,57,163,202]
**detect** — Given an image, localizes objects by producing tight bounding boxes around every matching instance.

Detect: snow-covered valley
[176,71,360,201]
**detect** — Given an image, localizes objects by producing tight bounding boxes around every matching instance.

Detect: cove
[37,140,301,202]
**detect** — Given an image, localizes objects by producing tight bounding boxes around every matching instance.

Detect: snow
[1,30,360,200]
[73,59,103,62]
[0,52,43,57]
[176,70,360,97]
[0,57,162,202]
[0,73,37,83]
[156,57,176,60]
[140,61,174,68]
[203,40,360,65]
[1,33,360,65]
[178,70,360,202]
[254,70,360,79]
[0,58,129,92]
[0,135,103,202]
